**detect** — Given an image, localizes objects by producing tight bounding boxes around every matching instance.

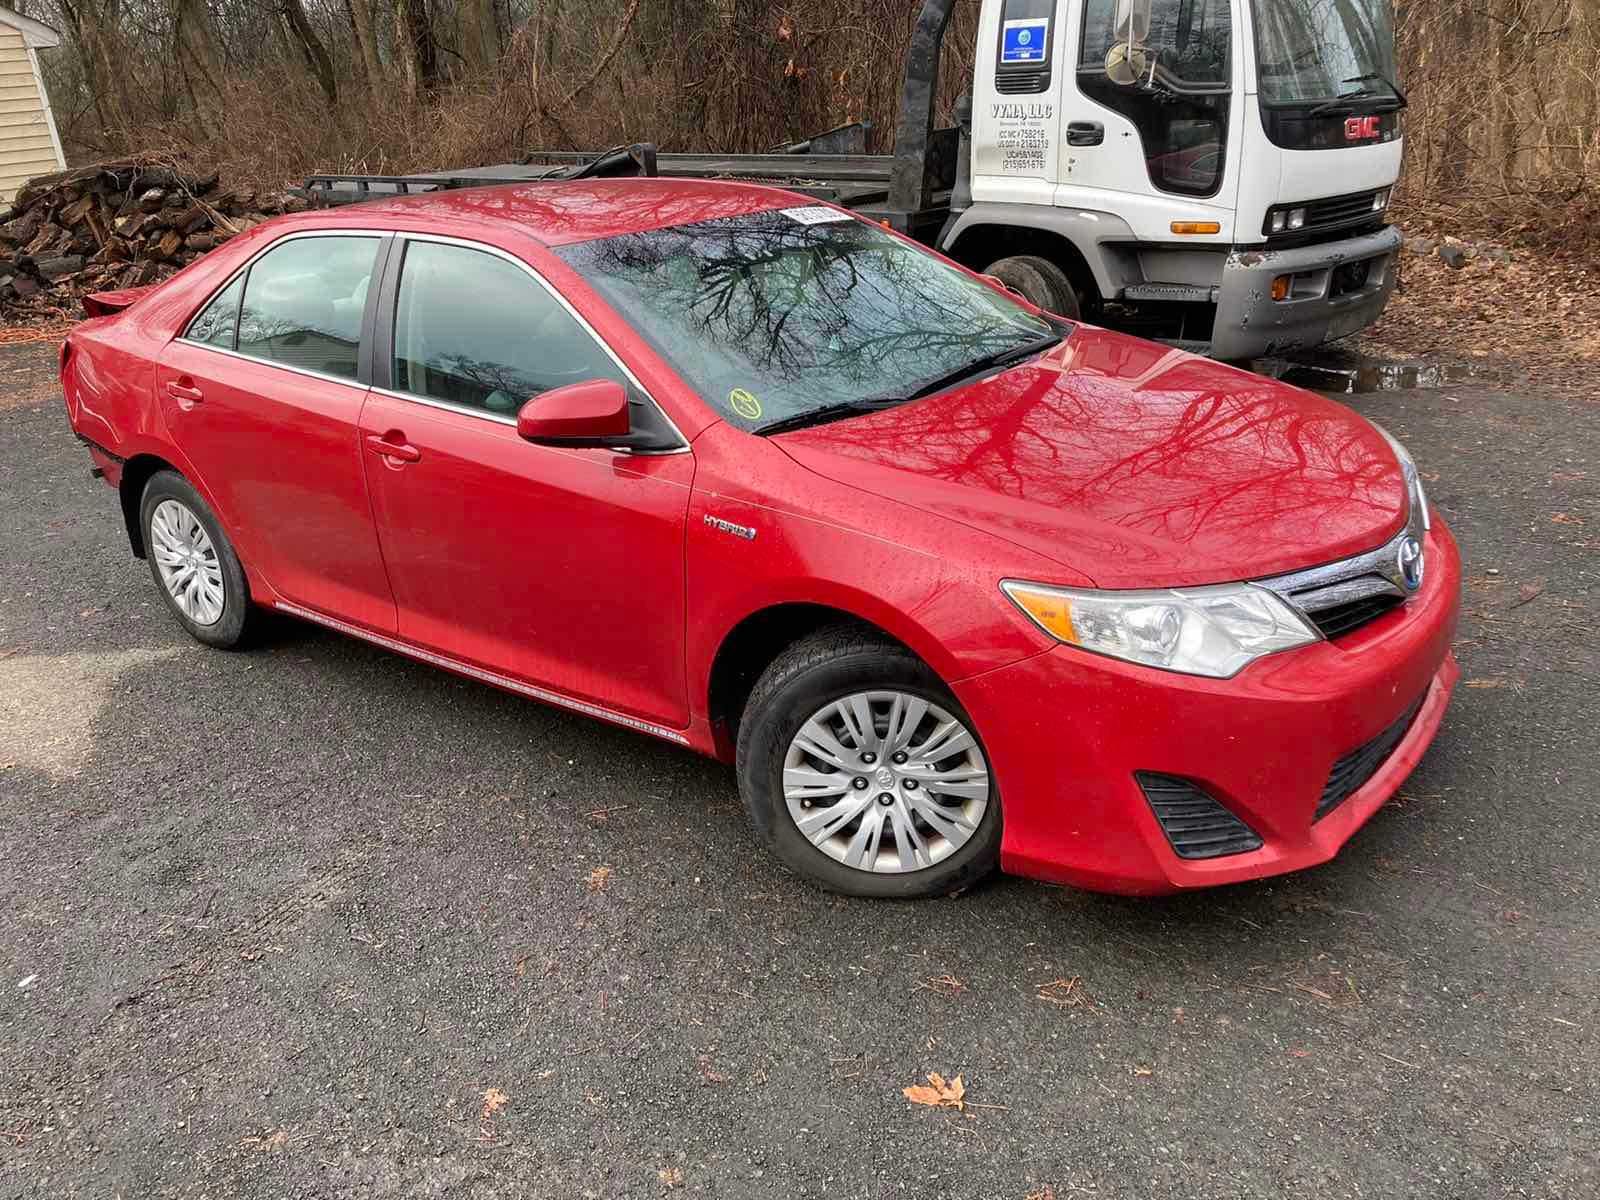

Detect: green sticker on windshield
[729,388,763,421]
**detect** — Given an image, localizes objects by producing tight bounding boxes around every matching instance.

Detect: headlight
[1370,422,1431,531]
[1287,207,1306,230]
[1001,580,1320,679]
[1372,188,1390,212]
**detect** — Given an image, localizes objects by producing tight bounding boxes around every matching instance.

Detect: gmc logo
[1344,115,1381,140]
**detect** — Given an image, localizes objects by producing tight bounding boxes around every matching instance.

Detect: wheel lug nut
[876,793,894,807]
[861,752,876,765]
[852,777,869,790]
[904,778,919,790]
[892,751,908,764]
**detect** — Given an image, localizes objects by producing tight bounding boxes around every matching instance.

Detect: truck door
[1057,0,1241,233]
[970,0,1065,205]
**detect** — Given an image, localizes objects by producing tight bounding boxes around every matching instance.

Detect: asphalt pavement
[2,337,1597,1198]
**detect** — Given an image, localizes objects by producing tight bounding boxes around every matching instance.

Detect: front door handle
[365,433,421,464]
[1067,120,1105,147]
[165,379,204,406]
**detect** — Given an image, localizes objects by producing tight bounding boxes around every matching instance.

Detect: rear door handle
[165,380,204,404]
[1067,120,1105,147]
[365,433,421,463]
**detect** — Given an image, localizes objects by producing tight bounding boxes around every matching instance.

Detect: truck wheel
[736,626,1001,899]
[985,255,1082,320]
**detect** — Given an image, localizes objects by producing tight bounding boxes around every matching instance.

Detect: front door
[156,232,397,633]
[358,236,693,729]
[1062,0,1238,210]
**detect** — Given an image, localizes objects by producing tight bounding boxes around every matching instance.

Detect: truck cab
[941,0,1404,358]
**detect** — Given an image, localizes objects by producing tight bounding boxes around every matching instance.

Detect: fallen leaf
[776,15,793,40]
[480,1087,509,1120]
[659,1166,684,1188]
[586,866,612,892]
[1131,1065,1153,1077]
[903,1071,965,1109]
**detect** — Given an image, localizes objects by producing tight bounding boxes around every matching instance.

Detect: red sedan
[60,179,1460,898]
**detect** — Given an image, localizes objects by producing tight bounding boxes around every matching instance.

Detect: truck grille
[1136,773,1263,859]
[1264,188,1386,245]
[1316,696,1425,821]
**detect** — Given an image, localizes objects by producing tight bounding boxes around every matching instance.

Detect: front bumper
[955,517,1461,895]
[1210,224,1402,360]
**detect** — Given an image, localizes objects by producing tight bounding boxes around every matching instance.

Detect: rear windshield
[553,206,1055,431]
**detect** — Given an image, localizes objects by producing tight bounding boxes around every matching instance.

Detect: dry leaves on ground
[903,1071,965,1110]
[585,866,612,892]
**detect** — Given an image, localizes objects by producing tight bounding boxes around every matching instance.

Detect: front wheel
[736,627,1001,899]
[140,471,257,649]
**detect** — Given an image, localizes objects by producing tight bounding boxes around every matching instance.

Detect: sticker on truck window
[1000,18,1049,64]
[728,388,763,420]
[781,205,852,227]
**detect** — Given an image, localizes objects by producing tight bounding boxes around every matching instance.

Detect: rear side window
[236,236,379,382]
[187,275,244,348]
[391,240,621,416]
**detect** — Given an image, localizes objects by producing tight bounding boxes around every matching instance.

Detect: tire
[984,254,1083,320]
[736,626,1002,899]
[139,471,257,650]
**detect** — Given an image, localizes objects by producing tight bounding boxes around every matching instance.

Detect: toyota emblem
[1397,536,1425,592]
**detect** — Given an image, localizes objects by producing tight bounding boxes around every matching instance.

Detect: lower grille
[1316,696,1425,821]
[1136,773,1263,859]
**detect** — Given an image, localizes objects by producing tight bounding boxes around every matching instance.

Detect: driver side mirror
[517,379,631,447]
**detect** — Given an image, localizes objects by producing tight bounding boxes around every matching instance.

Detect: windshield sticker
[728,388,763,421]
[781,205,852,227]
[1000,19,1049,64]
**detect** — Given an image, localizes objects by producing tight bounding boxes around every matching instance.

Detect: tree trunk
[282,0,339,105]
[460,0,500,73]
[347,0,385,91]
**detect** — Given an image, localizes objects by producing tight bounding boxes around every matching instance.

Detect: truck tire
[985,255,1082,320]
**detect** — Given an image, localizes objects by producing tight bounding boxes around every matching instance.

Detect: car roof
[320,177,806,247]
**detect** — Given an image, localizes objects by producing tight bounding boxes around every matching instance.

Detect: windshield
[553,207,1057,432]
[1253,0,1397,105]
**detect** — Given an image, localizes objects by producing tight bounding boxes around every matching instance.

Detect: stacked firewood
[0,159,308,318]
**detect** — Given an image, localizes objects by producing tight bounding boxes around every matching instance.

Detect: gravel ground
[1,337,1597,1199]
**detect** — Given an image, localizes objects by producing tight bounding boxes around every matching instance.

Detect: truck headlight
[1372,188,1390,211]
[1001,580,1320,679]
[1371,423,1431,531]
[1287,207,1307,230]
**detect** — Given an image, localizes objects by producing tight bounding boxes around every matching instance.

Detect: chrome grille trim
[1254,492,1426,638]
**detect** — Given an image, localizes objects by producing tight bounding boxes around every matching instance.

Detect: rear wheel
[140,471,256,649]
[736,627,1001,899]
[984,254,1083,320]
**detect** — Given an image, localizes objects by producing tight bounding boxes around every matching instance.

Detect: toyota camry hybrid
[60,179,1460,899]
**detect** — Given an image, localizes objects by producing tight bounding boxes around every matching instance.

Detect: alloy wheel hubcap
[150,499,225,627]
[782,690,991,874]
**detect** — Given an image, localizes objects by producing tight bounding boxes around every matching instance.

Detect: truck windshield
[1253,0,1398,105]
[554,207,1057,432]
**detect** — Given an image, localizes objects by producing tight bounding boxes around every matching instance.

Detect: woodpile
[0,159,308,318]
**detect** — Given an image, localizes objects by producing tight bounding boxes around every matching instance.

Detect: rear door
[358,235,693,730]
[155,231,398,633]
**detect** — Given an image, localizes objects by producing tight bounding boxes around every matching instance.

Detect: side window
[391,240,623,416]
[1078,0,1232,197]
[236,235,379,382]
[186,275,244,348]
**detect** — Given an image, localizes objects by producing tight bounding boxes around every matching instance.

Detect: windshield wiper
[1309,72,1408,117]
[754,332,1063,437]
[863,332,1065,408]
[1343,71,1408,106]
[754,397,906,437]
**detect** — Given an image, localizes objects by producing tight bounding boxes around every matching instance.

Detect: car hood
[773,326,1408,588]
